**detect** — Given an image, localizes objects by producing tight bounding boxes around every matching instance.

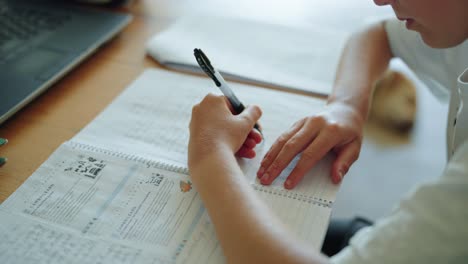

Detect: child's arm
[330,21,393,122]
[188,94,329,264]
[187,21,395,263]
[258,22,394,189]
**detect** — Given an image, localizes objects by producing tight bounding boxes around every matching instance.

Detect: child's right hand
[257,101,365,189]
[188,94,262,173]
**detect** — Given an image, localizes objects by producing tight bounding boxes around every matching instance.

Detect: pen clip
[194,48,222,86]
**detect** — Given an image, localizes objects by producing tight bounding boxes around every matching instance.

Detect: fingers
[224,96,236,114]
[248,130,263,144]
[283,131,338,189]
[236,146,256,159]
[238,105,262,128]
[224,96,262,126]
[258,119,323,186]
[235,106,262,159]
[254,102,364,189]
[330,141,361,184]
[236,130,263,159]
[257,120,304,178]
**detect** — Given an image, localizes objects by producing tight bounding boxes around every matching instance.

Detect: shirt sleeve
[384,19,452,101]
[331,140,468,264]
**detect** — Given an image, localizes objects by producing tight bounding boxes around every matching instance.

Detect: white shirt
[331,19,468,263]
[382,19,468,158]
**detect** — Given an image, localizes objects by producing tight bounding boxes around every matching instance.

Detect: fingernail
[335,169,345,184]
[254,127,263,139]
[260,173,269,184]
[0,157,7,167]
[257,167,264,177]
[0,138,8,146]
[285,179,293,189]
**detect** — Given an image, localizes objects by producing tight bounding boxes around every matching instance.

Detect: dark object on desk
[321,217,373,257]
[0,138,7,167]
[0,0,132,125]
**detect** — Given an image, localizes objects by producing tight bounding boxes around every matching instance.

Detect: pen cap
[194,49,221,86]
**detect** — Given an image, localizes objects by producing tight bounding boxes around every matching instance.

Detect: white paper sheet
[147,15,350,95]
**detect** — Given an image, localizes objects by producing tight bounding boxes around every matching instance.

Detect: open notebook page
[146,15,349,96]
[73,69,336,202]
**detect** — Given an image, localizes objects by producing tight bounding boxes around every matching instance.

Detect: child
[188,0,468,263]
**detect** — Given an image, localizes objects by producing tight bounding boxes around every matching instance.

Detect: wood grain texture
[0,1,161,202]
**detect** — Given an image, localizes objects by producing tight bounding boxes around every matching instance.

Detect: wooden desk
[0,1,171,202]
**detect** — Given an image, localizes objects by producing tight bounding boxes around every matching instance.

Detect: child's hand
[257,102,364,189]
[188,94,262,169]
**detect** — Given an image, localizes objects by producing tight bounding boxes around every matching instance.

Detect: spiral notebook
[147,15,350,96]
[0,69,338,263]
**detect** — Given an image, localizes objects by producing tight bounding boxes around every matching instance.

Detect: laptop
[0,0,132,124]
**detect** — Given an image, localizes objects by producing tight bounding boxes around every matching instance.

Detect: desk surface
[0,0,384,203]
[0,0,446,221]
[0,1,158,202]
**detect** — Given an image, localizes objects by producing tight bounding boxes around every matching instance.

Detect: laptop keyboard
[0,1,70,58]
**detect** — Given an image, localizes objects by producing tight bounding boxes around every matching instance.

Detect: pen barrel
[232,102,245,114]
[231,102,261,134]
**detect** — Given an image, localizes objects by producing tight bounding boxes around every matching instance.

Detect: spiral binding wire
[67,141,189,175]
[67,141,333,208]
[252,184,333,208]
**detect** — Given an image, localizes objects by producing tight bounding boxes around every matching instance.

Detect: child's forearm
[190,150,329,264]
[186,22,394,264]
[329,21,393,119]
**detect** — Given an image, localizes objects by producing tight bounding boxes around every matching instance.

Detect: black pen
[193,48,261,133]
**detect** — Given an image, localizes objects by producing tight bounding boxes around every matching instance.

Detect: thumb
[331,142,360,184]
[238,105,262,127]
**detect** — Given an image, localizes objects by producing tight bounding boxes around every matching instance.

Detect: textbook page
[0,209,170,264]
[1,140,333,264]
[146,15,349,96]
[1,142,203,263]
